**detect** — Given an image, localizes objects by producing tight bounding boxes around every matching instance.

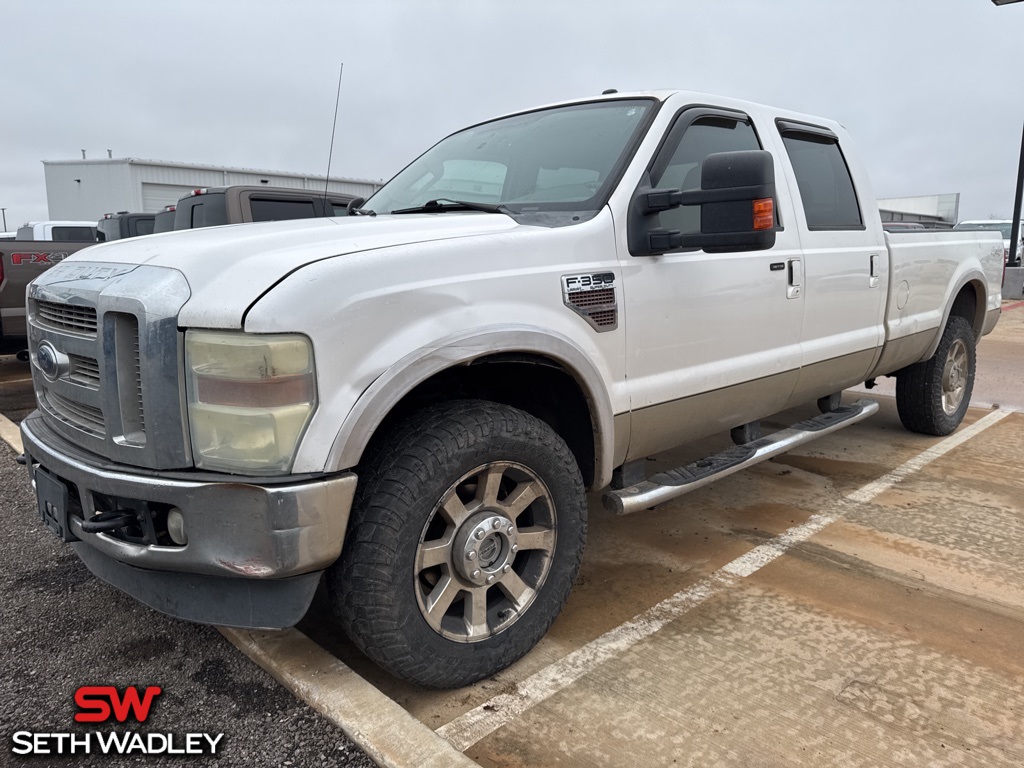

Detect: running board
[603,398,879,515]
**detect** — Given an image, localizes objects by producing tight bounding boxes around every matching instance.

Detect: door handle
[787,258,802,299]
[869,254,880,288]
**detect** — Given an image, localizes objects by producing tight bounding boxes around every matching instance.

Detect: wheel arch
[325,327,616,490]
[923,273,988,360]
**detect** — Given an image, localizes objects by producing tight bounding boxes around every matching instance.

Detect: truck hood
[68,214,520,328]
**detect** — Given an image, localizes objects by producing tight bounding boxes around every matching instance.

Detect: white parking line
[437,408,1012,751]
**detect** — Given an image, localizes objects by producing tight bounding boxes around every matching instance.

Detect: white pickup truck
[20,90,1002,688]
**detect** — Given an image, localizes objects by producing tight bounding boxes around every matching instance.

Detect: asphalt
[0,364,375,767]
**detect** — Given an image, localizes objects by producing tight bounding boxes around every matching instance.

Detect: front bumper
[20,411,358,628]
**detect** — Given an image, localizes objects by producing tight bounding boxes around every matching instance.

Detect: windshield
[363,99,654,216]
[954,221,1012,239]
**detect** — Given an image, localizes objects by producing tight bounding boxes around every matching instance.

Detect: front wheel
[329,400,587,688]
[896,315,976,436]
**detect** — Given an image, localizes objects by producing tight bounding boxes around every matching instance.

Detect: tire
[896,315,976,436]
[328,400,587,688]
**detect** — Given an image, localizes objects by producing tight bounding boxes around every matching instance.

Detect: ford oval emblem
[35,341,64,381]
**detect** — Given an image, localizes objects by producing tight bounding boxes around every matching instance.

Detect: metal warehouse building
[43,157,383,220]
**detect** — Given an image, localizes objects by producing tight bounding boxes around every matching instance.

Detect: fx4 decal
[8,252,71,265]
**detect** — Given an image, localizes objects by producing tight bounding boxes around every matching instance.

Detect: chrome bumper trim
[21,411,356,580]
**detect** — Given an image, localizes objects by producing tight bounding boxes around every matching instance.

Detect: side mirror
[629,150,777,256]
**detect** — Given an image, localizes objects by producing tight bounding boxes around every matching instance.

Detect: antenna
[324,62,344,215]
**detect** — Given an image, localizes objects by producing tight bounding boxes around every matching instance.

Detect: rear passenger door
[776,122,888,399]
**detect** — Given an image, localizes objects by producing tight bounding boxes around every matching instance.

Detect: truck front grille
[43,391,106,435]
[28,263,191,469]
[35,300,98,335]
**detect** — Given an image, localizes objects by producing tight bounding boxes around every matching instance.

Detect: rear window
[249,198,317,222]
[781,132,863,230]
[52,226,96,241]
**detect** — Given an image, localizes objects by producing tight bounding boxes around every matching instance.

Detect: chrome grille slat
[44,391,105,434]
[68,355,101,389]
[35,300,98,335]
[131,325,145,435]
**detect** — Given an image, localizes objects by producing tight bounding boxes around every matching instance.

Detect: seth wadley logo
[10,685,225,757]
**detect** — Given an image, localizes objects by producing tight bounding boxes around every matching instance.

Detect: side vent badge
[561,272,618,332]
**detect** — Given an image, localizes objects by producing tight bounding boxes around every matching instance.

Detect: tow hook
[80,511,137,534]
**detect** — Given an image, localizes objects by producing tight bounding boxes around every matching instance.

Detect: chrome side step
[603,398,879,515]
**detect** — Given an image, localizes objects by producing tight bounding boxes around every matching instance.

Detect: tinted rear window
[134,218,155,236]
[249,198,318,222]
[52,226,96,241]
[781,132,863,230]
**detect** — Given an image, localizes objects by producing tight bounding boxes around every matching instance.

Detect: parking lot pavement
[291,399,1024,767]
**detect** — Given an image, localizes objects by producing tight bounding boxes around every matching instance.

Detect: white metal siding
[141,183,194,211]
[45,162,134,220]
[46,159,381,219]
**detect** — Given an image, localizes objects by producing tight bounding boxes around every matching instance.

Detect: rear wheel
[329,400,587,688]
[896,315,976,436]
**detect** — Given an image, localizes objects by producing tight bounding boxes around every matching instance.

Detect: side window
[651,116,762,236]
[781,132,862,230]
[249,198,318,222]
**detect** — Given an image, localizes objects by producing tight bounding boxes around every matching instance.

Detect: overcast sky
[3,0,1023,230]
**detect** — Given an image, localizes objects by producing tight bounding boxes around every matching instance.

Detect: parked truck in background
[19,90,1002,688]
[153,205,176,234]
[1,236,95,355]
[16,221,97,242]
[172,185,355,230]
[96,212,156,242]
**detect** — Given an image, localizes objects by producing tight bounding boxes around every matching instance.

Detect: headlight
[185,330,317,475]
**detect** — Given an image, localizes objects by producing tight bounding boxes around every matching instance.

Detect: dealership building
[43,156,383,220]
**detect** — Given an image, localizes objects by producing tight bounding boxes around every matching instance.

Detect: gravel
[0,440,376,767]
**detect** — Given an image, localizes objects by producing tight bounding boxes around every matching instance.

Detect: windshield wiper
[390,198,513,215]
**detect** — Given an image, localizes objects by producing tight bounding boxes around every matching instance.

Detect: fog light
[167,507,187,545]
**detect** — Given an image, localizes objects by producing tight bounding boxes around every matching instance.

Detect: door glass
[651,117,761,236]
[781,133,862,230]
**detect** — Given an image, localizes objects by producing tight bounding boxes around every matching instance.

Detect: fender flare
[922,269,989,361]
[324,325,618,490]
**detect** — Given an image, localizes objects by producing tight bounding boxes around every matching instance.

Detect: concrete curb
[221,628,480,768]
[0,412,477,768]
[0,412,23,455]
